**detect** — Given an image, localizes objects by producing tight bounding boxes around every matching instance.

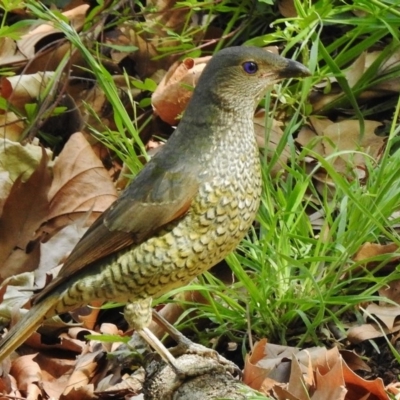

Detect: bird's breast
[57,123,262,310]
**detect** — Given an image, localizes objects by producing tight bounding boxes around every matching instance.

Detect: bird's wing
[35,159,199,302]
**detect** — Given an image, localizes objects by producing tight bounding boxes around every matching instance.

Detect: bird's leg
[124,299,176,366]
[124,300,239,377]
[151,309,240,375]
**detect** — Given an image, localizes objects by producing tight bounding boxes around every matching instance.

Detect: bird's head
[191,46,310,113]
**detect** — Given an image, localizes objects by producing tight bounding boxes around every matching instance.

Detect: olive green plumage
[0,46,310,361]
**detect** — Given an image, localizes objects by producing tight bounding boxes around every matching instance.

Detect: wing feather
[35,156,200,302]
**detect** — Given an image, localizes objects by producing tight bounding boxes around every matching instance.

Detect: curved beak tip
[281,59,311,79]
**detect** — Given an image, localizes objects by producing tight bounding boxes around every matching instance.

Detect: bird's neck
[183,93,257,140]
[176,103,259,166]
[162,89,260,171]
[190,86,257,120]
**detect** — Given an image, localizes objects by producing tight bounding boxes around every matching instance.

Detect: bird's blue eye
[242,61,258,74]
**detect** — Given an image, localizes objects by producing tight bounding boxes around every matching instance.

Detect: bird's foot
[169,335,240,377]
[151,310,240,376]
[145,352,236,390]
[127,328,239,379]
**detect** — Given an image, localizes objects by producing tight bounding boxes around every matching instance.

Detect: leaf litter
[244,340,388,400]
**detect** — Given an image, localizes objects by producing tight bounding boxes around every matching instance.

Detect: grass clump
[156,0,400,354]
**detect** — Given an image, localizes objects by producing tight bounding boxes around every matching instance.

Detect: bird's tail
[0,296,58,362]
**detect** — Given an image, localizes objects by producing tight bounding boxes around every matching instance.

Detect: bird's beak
[279,59,311,79]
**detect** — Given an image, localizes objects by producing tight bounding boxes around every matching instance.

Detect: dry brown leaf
[298,347,386,399]
[60,385,95,400]
[152,56,211,125]
[16,4,89,60]
[3,327,125,399]
[278,0,297,17]
[297,117,385,180]
[31,353,75,400]
[342,359,388,400]
[312,358,347,400]
[1,374,20,399]
[245,342,388,400]
[346,52,367,88]
[274,385,302,400]
[75,300,103,330]
[0,369,13,396]
[123,28,160,78]
[122,0,189,78]
[347,321,400,344]
[0,140,52,218]
[0,5,89,73]
[0,111,25,141]
[309,115,335,136]
[260,376,281,394]
[100,322,120,337]
[362,49,400,97]
[354,242,399,262]
[349,242,400,277]
[0,246,40,287]
[296,124,325,155]
[311,49,400,111]
[22,329,85,355]
[36,220,88,288]
[61,350,103,397]
[0,272,36,328]
[386,382,400,396]
[65,327,94,342]
[243,339,272,389]
[322,120,384,167]
[243,339,300,390]
[10,354,41,392]
[379,279,400,304]
[1,74,82,146]
[340,350,371,372]
[0,37,26,66]
[365,303,400,330]
[347,323,384,344]
[1,72,57,112]
[44,132,118,237]
[285,355,314,400]
[0,150,51,280]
